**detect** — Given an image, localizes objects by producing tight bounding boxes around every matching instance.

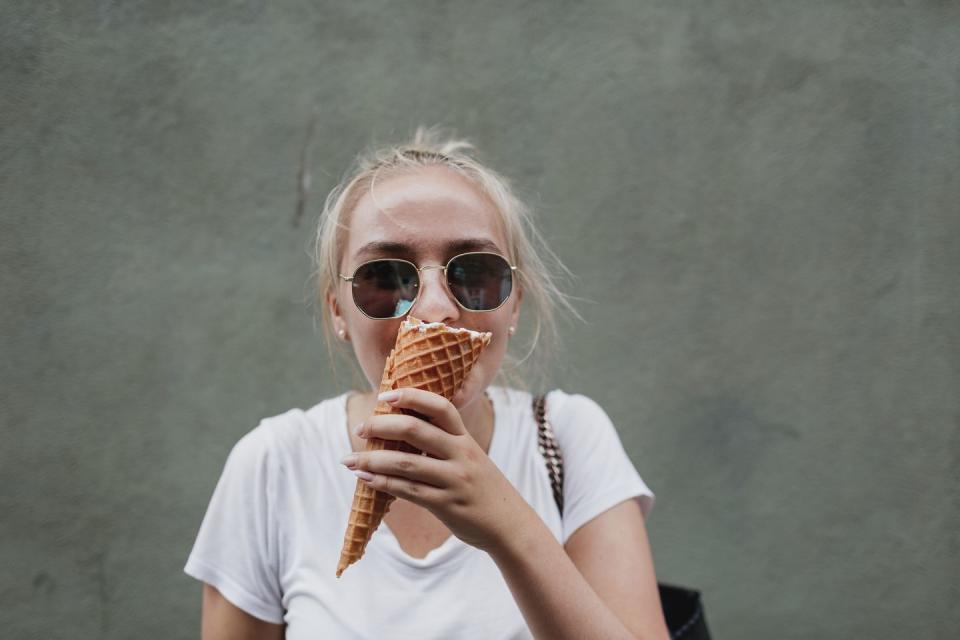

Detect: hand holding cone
[336,317,492,577]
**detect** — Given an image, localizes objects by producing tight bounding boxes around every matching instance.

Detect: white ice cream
[402,317,491,339]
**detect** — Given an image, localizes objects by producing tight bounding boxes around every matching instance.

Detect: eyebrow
[352,238,504,262]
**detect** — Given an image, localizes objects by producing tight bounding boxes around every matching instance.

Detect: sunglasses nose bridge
[409,264,460,321]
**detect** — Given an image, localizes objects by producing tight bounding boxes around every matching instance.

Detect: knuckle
[453,467,471,485]
[441,399,456,417]
[400,420,418,439]
[462,446,480,465]
[395,457,414,472]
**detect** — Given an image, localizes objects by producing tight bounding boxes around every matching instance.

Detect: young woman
[185,129,669,639]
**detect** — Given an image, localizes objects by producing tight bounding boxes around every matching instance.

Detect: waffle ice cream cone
[336,317,492,577]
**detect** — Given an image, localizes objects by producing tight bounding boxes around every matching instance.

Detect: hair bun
[409,125,475,157]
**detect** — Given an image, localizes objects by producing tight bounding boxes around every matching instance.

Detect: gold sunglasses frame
[338,251,519,320]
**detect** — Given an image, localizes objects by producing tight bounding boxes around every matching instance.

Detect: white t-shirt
[184,386,654,639]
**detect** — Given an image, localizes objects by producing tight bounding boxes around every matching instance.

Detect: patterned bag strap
[533,394,565,516]
[535,399,710,639]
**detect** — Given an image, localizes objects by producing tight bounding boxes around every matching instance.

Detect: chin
[451,365,488,409]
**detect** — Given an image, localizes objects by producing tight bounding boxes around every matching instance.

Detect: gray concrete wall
[2,1,957,638]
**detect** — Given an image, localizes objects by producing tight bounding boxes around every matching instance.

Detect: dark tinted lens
[352,260,419,318]
[446,253,513,311]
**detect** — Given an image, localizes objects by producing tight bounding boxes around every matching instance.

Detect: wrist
[484,499,550,563]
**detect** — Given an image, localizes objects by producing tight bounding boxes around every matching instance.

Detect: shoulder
[488,386,614,428]
[225,392,350,468]
[488,386,620,449]
[541,389,618,440]
[543,389,607,417]
[486,385,534,416]
[538,389,639,480]
[537,390,656,532]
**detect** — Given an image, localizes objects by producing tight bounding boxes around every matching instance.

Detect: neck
[458,390,495,452]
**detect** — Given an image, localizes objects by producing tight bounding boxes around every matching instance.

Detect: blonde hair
[310,126,580,393]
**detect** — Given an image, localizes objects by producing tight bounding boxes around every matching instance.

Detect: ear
[509,286,523,331]
[326,290,349,341]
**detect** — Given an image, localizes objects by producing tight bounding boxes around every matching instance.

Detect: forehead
[343,165,508,264]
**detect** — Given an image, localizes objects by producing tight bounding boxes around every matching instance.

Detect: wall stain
[689,394,802,490]
[32,571,56,595]
[80,551,110,635]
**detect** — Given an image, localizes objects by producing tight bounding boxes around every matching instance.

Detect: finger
[378,388,466,436]
[346,449,450,488]
[355,470,444,508]
[360,414,457,459]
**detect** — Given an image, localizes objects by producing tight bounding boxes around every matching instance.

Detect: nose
[410,266,461,324]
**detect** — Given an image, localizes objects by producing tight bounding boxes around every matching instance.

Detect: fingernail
[378,390,401,403]
[340,454,357,469]
[354,470,374,481]
[354,422,366,437]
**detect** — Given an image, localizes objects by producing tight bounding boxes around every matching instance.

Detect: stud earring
[508,326,516,336]
[338,329,346,339]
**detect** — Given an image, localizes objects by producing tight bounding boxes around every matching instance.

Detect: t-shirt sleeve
[548,391,655,543]
[183,423,285,624]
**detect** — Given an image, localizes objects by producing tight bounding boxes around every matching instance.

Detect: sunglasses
[339,251,517,319]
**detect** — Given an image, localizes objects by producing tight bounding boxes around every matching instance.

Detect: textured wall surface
[2,1,958,638]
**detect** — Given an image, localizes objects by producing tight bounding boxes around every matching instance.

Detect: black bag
[533,395,712,640]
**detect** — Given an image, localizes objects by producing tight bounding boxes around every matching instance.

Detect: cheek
[490,328,510,359]
[350,323,401,387]
[475,325,509,377]
[480,310,513,358]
